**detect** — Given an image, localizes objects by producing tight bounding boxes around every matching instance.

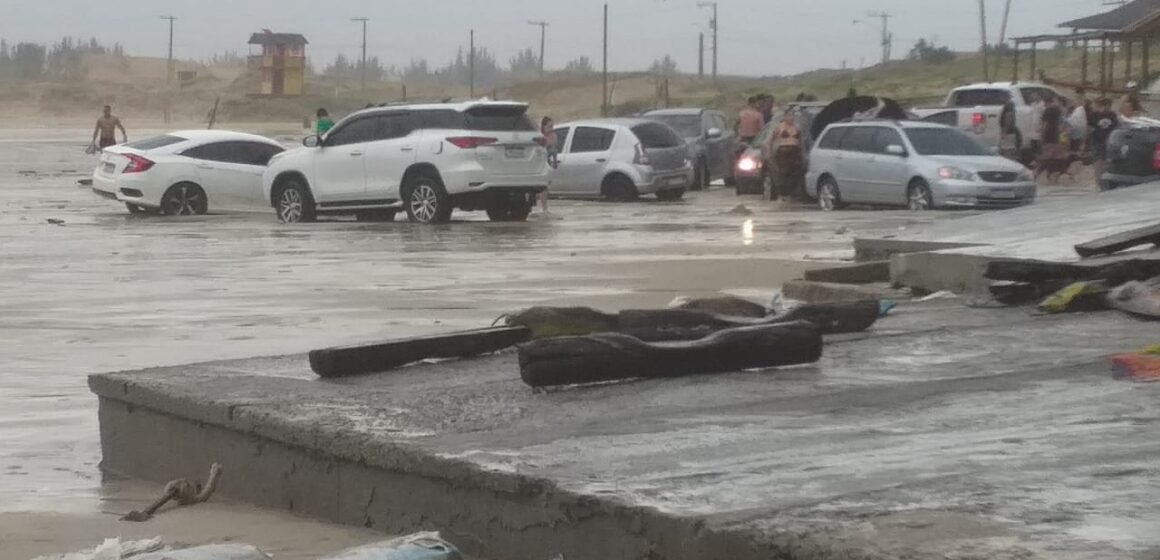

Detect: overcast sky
[2,0,1111,76]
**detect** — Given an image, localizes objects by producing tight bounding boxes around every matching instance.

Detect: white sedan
[91,130,285,215]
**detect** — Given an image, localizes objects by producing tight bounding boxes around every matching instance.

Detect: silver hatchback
[805,120,1037,210]
[550,119,694,201]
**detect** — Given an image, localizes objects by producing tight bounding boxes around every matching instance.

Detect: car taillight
[1151,143,1160,171]
[737,157,759,172]
[971,112,986,134]
[633,143,651,165]
[123,154,155,174]
[446,136,498,149]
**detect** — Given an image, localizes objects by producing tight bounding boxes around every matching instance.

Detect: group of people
[1002,88,1141,183]
[737,94,806,202]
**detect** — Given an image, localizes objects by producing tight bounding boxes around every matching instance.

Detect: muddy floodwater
[0,125,1088,555]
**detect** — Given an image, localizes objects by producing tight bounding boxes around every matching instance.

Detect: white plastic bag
[321,532,462,560]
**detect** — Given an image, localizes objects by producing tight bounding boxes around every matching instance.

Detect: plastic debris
[877,299,897,316]
[1110,344,1160,382]
[1038,281,1108,314]
[134,545,270,560]
[321,532,462,560]
[916,290,956,302]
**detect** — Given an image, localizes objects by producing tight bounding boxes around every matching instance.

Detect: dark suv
[640,108,736,190]
[1102,120,1160,190]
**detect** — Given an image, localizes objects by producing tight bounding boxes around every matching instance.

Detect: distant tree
[563,56,593,75]
[112,43,125,57]
[908,38,954,64]
[208,51,246,66]
[509,47,540,78]
[11,42,46,80]
[438,46,502,88]
[649,55,678,77]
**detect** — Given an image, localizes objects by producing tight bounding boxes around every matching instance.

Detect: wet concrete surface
[0,126,1099,555]
[0,128,968,513]
[90,299,1160,560]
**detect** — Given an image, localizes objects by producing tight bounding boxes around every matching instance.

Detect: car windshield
[631,122,684,148]
[123,135,186,151]
[647,115,701,138]
[464,105,535,131]
[904,127,991,156]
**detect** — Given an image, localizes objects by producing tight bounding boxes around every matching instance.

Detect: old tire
[908,180,933,211]
[817,176,842,211]
[404,174,452,224]
[160,182,208,216]
[603,175,639,202]
[275,179,317,223]
[656,188,685,201]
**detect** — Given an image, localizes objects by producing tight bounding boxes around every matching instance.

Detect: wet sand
[0,125,1088,556]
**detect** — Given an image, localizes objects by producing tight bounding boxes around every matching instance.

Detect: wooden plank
[986,258,1160,285]
[309,326,532,378]
[1074,223,1160,258]
[518,322,822,388]
[618,301,879,341]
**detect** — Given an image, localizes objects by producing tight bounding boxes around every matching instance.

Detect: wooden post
[1125,40,1134,86]
[1110,38,1118,87]
[1100,37,1108,93]
[1081,39,1089,90]
[1030,41,1037,80]
[1144,40,1151,87]
[1012,42,1020,82]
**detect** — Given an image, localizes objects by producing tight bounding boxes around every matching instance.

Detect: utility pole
[698,32,705,78]
[160,16,176,124]
[697,2,718,82]
[978,0,990,81]
[351,17,369,91]
[528,20,549,76]
[602,3,609,116]
[861,11,892,65]
[470,29,475,98]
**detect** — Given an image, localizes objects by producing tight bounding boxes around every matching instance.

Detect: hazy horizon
[2,0,1110,77]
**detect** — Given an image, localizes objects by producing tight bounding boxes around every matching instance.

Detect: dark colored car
[1102,120,1160,190]
[640,108,736,190]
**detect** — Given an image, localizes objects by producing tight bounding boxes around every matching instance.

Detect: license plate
[103,162,115,173]
[991,189,1015,199]
[664,176,685,186]
[505,147,526,158]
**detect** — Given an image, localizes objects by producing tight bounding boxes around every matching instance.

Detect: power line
[351,17,369,91]
[864,11,893,65]
[160,16,176,124]
[528,20,549,77]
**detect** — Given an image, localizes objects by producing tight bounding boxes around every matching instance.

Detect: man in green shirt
[315,108,334,135]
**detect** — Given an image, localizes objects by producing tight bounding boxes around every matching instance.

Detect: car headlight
[938,167,975,181]
[1017,168,1033,181]
[737,157,759,172]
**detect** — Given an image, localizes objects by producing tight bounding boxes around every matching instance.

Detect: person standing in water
[90,105,127,152]
[315,108,335,135]
[538,116,558,215]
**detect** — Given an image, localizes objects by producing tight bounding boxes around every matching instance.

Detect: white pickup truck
[911,82,1065,150]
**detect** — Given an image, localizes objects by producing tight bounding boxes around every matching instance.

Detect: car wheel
[656,188,685,201]
[356,210,397,222]
[692,159,708,191]
[908,180,933,211]
[818,176,842,211]
[404,175,452,224]
[762,173,774,198]
[275,179,317,223]
[603,175,638,202]
[160,182,208,216]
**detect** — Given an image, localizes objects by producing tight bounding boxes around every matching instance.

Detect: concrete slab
[854,186,1160,263]
[90,302,1160,560]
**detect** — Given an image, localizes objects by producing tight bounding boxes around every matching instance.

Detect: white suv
[263,101,550,224]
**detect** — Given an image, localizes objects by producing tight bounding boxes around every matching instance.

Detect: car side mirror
[706,127,722,139]
[303,135,321,148]
[885,144,907,156]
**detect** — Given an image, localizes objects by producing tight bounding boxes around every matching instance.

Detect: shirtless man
[91,105,127,152]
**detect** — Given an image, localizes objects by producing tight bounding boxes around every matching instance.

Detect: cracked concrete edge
[851,238,980,262]
[781,280,907,304]
[91,390,890,560]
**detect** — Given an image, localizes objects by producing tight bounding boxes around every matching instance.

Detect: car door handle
[196,163,213,169]
[401,146,414,152]
[596,158,607,162]
[349,151,363,157]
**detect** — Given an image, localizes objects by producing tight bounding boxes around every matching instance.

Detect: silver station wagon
[805,120,1037,210]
